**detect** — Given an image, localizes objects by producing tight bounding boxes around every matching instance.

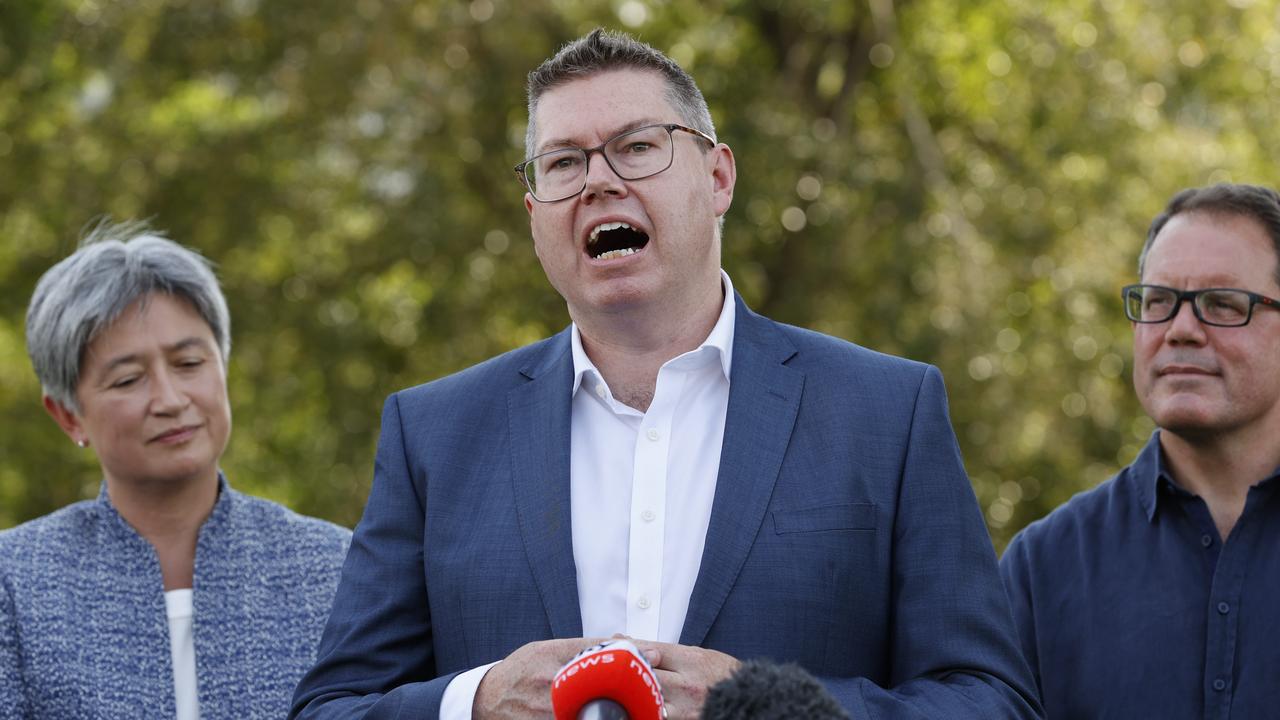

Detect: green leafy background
[3,0,1276,551]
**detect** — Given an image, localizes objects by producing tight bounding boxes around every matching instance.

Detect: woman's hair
[25,220,231,412]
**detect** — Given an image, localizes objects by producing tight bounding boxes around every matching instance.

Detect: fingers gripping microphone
[551,639,666,720]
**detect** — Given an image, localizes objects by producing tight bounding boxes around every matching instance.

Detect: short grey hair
[524,28,717,158]
[25,220,231,412]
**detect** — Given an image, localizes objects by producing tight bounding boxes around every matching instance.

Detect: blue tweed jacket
[0,475,351,719]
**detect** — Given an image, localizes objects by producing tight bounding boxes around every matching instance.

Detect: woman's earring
[76,439,88,448]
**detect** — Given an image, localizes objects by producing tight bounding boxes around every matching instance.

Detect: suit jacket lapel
[681,297,803,647]
[508,329,583,638]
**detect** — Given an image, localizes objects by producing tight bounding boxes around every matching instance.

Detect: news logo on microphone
[551,639,666,720]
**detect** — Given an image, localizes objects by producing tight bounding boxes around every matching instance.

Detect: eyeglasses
[515,123,716,203]
[1121,284,1280,327]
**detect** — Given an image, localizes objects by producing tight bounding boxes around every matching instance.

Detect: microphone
[551,639,666,720]
[700,660,849,720]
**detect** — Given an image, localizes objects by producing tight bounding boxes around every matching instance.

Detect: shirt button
[637,595,651,610]
[641,509,656,523]
[646,428,660,441]
[1201,534,1213,548]
[1213,678,1226,692]
[1218,602,1230,615]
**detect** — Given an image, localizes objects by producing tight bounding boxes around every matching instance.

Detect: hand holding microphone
[551,639,666,720]
[474,638,605,719]
[544,639,843,720]
[626,641,739,719]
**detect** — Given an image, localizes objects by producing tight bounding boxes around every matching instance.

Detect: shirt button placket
[625,369,679,641]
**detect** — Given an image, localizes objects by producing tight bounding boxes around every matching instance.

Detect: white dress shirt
[440,272,736,718]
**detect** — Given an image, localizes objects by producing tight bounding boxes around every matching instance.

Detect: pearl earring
[76,439,88,449]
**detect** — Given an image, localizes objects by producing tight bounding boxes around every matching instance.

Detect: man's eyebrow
[536,118,665,155]
[1148,273,1247,287]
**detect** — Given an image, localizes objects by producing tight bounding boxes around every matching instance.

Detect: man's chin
[576,280,659,313]
[1152,409,1231,441]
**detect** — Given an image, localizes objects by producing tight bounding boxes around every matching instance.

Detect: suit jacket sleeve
[291,393,462,719]
[819,366,1043,719]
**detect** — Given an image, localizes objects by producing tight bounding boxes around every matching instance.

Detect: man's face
[1133,212,1280,441]
[524,69,735,321]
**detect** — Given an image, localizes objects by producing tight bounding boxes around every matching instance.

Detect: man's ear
[709,144,736,218]
[44,395,87,447]
[525,194,544,262]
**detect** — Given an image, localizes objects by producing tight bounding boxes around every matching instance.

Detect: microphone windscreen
[700,660,849,720]
[551,639,665,720]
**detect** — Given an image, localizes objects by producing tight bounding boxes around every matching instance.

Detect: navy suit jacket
[292,297,1041,719]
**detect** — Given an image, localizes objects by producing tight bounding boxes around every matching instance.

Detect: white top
[164,589,200,720]
[441,271,736,718]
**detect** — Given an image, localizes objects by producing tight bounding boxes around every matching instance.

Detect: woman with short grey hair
[0,221,351,720]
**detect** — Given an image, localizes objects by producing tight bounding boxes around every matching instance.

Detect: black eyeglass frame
[514,123,717,203]
[1121,283,1280,327]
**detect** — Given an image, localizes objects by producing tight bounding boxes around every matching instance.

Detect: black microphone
[700,660,849,720]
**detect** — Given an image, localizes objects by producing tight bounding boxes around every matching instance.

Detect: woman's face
[53,293,231,490]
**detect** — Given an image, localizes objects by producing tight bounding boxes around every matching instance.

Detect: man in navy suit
[292,29,1039,720]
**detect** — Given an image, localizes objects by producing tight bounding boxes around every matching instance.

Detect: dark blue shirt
[1001,431,1280,720]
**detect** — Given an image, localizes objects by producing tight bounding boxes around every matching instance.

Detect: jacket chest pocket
[772,502,877,534]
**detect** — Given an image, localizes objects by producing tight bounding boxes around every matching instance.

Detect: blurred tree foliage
[2,0,1277,550]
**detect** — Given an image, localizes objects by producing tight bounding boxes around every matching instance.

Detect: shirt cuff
[439,661,501,720]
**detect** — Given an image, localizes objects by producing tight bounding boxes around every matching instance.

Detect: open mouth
[587,221,650,260]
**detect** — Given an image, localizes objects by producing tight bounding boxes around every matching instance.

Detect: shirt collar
[1134,430,1280,522]
[1132,431,1169,523]
[571,269,736,397]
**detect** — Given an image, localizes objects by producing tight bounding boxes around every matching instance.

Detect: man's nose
[581,150,626,201]
[1165,297,1208,344]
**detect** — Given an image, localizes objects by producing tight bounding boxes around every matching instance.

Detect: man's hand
[629,640,740,720]
[473,638,602,719]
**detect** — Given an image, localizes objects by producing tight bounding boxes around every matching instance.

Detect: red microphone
[551,639,666,720]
